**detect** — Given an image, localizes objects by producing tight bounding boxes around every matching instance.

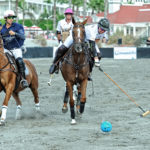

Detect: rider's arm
[102,31,108,43]
[15,25,25,40]
[56,21,62,43]
[89,40,97,57]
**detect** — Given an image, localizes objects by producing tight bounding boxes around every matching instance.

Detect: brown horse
[60,19,90,124]
[0,33,40,125]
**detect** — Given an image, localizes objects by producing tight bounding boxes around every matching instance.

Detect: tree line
[2,0,105,31]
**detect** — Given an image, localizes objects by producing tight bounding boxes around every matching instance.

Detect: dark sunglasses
[65,13,72,15]
[7,16,15,19]
[100,28,106,32]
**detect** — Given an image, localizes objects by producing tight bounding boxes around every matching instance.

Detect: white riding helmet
[4,10,16,18]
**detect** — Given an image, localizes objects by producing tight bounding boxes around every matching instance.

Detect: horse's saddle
[4,53,29,91]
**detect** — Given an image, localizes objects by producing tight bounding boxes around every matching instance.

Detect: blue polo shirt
[1,22,25,50]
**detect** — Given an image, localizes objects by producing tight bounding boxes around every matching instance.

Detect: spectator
[146,37,150,46]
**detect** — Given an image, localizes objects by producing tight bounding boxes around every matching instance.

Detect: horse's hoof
[35,106,40,112]
[71,119,76,125]
[47,82,51,86]
[76,109,80,115]
[0,120,5,126]
[15,115,21,120]
[76,111,82,118]
[62,106,68,113]
[16,107,22,120]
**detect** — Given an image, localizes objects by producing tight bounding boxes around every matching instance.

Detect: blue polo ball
[101,121,112,132]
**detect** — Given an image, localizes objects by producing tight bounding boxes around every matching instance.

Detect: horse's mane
[72,17,76,25]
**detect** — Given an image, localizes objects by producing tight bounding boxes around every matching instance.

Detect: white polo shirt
[57,18,73,34]
[85,24,108,41]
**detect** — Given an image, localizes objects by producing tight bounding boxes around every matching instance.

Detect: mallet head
[141,110,150,117]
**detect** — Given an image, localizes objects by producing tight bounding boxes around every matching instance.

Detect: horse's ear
[82,17,89,25]
[72,17,76,24]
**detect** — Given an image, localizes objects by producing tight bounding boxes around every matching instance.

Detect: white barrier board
[114,47,137,59]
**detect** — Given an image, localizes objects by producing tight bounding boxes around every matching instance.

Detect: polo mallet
[99,67,150,117]
[48,74,53,86]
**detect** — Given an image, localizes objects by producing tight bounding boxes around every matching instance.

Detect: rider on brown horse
[49,18,110,75]
[0,22,2,31]
[0,10,28,88]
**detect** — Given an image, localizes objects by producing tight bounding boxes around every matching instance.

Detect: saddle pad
[25,65,29,76]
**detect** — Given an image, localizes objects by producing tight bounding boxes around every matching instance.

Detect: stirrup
[88,75,92,81]
[20,79,29,88]
[55,66,59,74]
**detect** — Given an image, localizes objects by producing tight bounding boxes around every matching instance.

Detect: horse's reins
[0,35,16,73]
[0,51,16,73]
[54,44,74,65]
[64,24,89,71]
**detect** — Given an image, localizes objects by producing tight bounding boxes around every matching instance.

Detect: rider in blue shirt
[0,22,2,31]
[1,10,28,88]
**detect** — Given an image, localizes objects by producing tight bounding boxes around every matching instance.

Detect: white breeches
[95,44,101,53]
[63,34,73,48]
[4,48,23,59]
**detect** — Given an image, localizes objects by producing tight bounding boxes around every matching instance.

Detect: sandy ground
[0,58,150,150]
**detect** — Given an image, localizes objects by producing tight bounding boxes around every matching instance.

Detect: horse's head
[72,18,88,53]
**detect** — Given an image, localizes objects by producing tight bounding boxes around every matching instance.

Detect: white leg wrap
[73,85,77,101]
[16,105,22,120]
[17,105,22,109]
[1,105,8,121]
[35,103,40,111]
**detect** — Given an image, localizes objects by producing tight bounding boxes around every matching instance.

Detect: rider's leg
[12,48,28,88]
[49,45,68,74]
[94,44,100,67]
[16,57,29,88]
[49,35,73,74]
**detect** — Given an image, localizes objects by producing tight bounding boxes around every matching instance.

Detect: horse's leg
[0,83,15,125]
[0,86,2,92]
[80,79,88,114]
[0,87,2,116]
[62,84,69,113]
[76,85,81,114]
[30,85,40,111]
[67,81,76,125]
[12,92,22,120]
[73,84,78,101]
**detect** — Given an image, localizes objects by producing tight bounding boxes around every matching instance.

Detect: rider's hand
[9,30,16,36]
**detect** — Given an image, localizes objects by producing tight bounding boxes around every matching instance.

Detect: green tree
[18,0,36,26]
[72,0,83,16]
[39,8,52,31]
[88,0,104,14]
[15,0,19,22]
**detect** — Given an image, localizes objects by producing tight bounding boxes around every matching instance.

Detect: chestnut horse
[60,19,90,124]
[0,33,40,126]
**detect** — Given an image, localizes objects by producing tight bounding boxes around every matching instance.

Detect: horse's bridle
[0,34,16,72]
[72,24,86,46]
[63,23,90,72]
